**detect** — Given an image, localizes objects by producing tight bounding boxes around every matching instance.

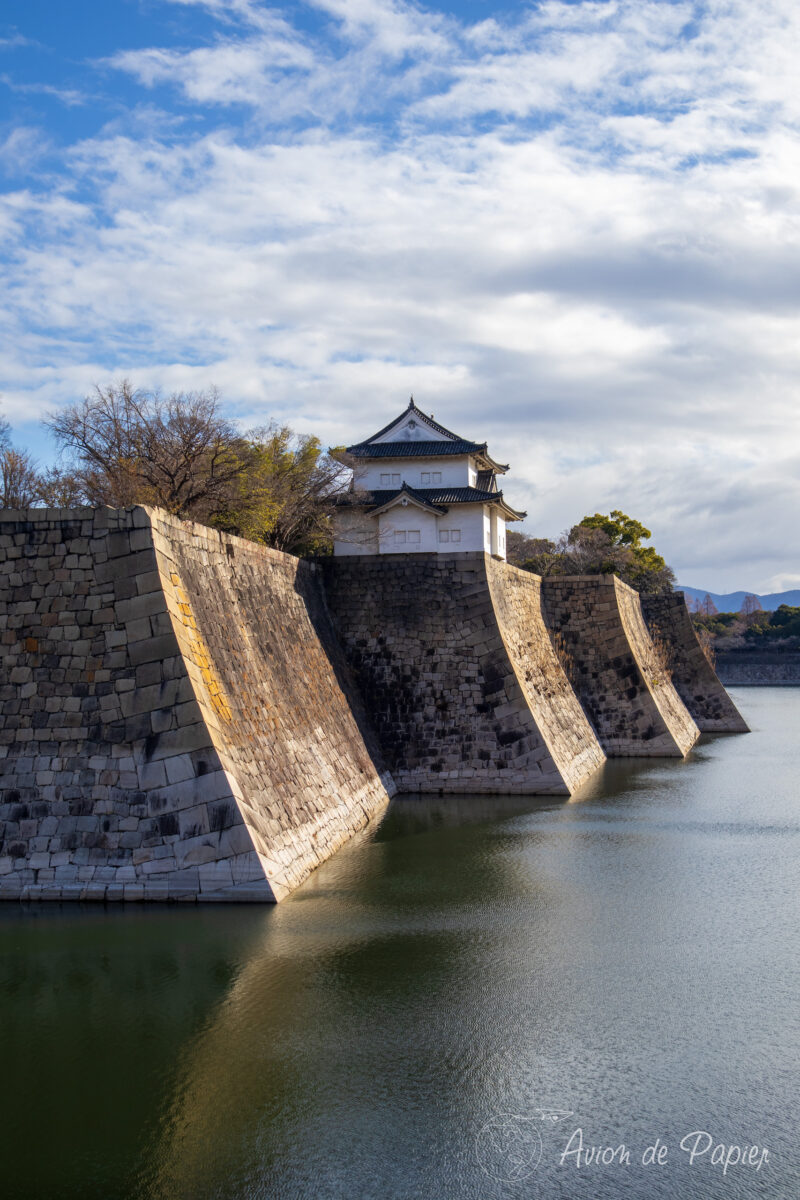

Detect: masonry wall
[541,575,700,757]
[320,553,606,795]
[484,559,606,790]
[0,507,393,903]
[640,593,749,730]
[715,650,800,687]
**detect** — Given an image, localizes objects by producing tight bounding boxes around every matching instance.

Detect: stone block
[128,634,179,667]
[164,753,196,785]
[137,761,167,789]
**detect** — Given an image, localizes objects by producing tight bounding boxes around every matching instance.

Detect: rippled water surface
[1,688,798,1200]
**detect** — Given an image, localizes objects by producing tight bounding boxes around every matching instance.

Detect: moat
[1,687,797,1200]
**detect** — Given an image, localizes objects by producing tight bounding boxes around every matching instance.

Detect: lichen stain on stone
[169,570,232,724]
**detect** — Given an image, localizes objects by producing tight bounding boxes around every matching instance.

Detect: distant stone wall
[715,651,800,686]
[541,575,699,757]
[0,507,393,903]
[641,594,749,729]
[321,553,606,795]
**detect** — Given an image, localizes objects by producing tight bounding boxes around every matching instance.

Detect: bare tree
[35,466,88,508]
[44,381,243,516]
[695,625,716,668]
[0,446,41,509]
[740,593,762,617]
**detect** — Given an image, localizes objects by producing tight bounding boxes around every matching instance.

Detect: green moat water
[0,688,797,1199]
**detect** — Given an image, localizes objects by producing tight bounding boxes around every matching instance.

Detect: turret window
[439,529,461,544]
[394,529,420,545]
[380,473,401,487]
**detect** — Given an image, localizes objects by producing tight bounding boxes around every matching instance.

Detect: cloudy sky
[1,0,799,591]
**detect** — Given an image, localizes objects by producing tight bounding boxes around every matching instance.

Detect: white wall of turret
[333,503,493,556]
[354,456,476,492]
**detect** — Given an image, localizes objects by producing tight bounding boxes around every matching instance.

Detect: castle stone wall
[484,558,606,791]
[541,575,700,756]
[0,507,393,902]
[1,508,749,904]
[321,553,605,794]
[641,593,749,729]
[714,651,800,687]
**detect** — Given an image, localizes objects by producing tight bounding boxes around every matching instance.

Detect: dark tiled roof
[369,482,448,514]
[476,470,497,491]
[346,439,485,458]
[338,483,527,520]
[342,486,500,506]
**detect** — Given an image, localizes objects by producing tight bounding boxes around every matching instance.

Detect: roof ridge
[345,438,488,456]
[355,399,475,446]
[369,480,449,515]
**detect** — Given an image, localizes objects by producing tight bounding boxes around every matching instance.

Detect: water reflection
[0,689,797,1200]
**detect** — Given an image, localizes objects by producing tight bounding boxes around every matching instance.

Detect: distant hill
[677,586,800,612]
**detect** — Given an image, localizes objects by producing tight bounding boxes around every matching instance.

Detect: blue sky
[2,0,800,590]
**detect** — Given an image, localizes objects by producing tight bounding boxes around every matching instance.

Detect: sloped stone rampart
[0,507,393,902]
[541,575,700,757]
[484,558,606,791]
[320,553,605,794]
[641,593,749,730]
[149,510,394,897]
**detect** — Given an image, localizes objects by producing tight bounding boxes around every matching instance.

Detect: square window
[421,472,430,484]
[391,473,400,486]
[438,529,450,543]
[408,530,420,544]
[394,530,407,544]
[451,530,461,543]
[431,471,442,484]
[380,473,390,486]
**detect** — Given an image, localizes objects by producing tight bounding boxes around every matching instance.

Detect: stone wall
[0,510,751,904]
[715,651,800,686]
[484,558,606,790]
[641,594,749,729]
[541,575,700,756]
[0,507,393,903]
[321,553,606,794]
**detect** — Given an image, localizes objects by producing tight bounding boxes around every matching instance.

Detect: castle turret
[333,399,526,559]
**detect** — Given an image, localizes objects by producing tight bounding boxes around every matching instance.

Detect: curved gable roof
[358,397,463,445]
[346,398,509,472]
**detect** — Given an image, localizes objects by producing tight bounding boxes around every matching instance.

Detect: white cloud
[2,0,800,589]
[0,126,52,173]
[1,75,86,106]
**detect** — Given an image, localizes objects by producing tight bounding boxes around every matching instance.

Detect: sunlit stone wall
[0,507,393,902]
[541,575,700,757]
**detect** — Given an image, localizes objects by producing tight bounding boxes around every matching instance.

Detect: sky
[1,0,799,592]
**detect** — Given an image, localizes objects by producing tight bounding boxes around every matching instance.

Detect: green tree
[211,424,349,555]
[510,510,675,593]
[578,510,653,548]
[573,510,675,593]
